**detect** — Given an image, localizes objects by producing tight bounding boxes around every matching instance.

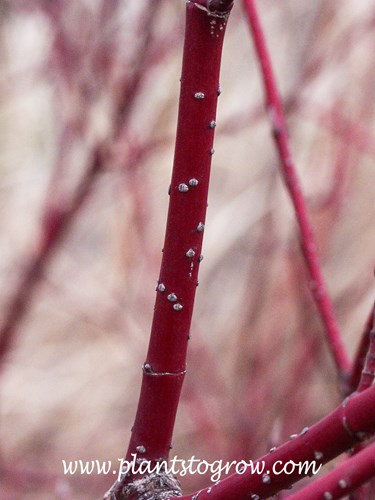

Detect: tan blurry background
[0,0,374,498]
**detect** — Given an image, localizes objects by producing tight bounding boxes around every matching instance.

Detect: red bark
[110,1,234,496]
[288,440,375,500]
[176,384,375,499]
[347,302,375,394]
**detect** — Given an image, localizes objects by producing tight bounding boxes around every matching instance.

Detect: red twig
[242,0,351,378]
[107,1,234,497]
[347,302,375,394]
[340,302,375,498]
[176,383,375,499]
[357,306,375,393]
[288,440,375,500]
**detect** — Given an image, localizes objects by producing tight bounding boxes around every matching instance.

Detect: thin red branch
[242,0,351,378]
[357,307,375,393]
[347,302,375,394]
[176,383,375,499]
[339,302,375,497]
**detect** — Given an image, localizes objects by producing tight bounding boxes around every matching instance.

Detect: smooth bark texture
[288,440,375,500]
[109,1,234,497]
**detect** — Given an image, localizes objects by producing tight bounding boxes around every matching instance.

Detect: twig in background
[0,0,161,369]
[0,149,102,368]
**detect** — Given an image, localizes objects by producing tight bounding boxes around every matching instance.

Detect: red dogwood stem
[242,0,351,378]
[111,0,234,495]
[175,383,375,499]
[288,440,375,500]
[357,307,375,392]
[347,301,375,393]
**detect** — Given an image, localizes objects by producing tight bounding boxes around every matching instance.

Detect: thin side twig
[242,0,351,378]
[347,301,375,394]
[356,306,375,393]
